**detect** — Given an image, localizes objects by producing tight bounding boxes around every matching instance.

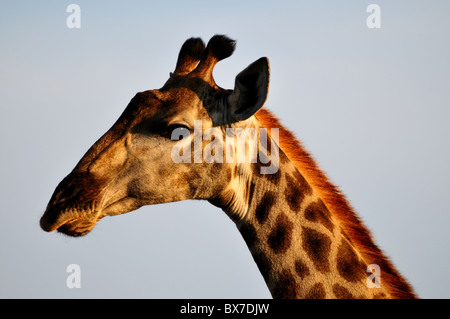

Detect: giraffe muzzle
[40,171,107,236]
[40,202,100,236]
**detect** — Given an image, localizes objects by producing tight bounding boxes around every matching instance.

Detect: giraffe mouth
[56,216,99,237]
[40,196,136,237]
[40,205,102,237]
[40,174,141,237]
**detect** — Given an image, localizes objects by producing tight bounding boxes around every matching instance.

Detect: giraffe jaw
[57,217,98,237]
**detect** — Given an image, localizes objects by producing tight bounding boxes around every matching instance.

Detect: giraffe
[40,35,417,299]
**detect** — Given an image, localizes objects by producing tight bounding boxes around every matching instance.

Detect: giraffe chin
[56,217,98,237]
[40,208,101,237]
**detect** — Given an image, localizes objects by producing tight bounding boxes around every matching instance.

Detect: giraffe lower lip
[40,211,80,233]
[56,217,98,237]
[40,206,99,236]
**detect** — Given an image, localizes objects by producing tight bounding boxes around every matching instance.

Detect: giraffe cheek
[83,136,129,178]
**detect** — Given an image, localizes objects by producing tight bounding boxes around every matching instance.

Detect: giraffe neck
[212,130,390,299]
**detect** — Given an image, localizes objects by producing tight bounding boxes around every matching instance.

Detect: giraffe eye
[167,124,191,141]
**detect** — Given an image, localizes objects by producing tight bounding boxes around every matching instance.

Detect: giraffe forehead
[162,74,219,103]
[125,88,211,129]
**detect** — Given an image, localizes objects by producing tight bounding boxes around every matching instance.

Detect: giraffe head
[40,35,270,237]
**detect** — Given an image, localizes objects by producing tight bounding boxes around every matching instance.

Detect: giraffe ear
[226,57,270,123]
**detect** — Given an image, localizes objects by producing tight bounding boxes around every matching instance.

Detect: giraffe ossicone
[40,35,417,299]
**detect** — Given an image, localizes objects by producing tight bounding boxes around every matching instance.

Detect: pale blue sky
[1,0,449,298]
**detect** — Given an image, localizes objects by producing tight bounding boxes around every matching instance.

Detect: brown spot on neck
[254,191,276,224]
[272,269,298,298]
[305,283,326,299]
[304,199,334,232]
[336,239,367,283]
[294,259,310,280]
[332,284,355,299]
[268,213,294,254]
[285,169,311,212]
[302,227,331,273]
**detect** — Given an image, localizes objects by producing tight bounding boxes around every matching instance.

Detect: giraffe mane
[255,107,417,299]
